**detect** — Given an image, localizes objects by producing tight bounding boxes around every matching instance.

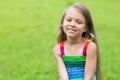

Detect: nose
[70,21,75,27]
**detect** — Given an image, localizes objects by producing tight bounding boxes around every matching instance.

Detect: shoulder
[87,41,97,57]
[88,41,97,51]
[53,44,60,57]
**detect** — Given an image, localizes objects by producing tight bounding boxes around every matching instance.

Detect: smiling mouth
[67,28,77,32]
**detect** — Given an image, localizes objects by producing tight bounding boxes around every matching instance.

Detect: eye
[76,20,82,24]
[66,18,72,22]
[77,21,82,24]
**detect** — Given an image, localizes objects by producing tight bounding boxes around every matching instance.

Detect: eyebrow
[65,16,83,21]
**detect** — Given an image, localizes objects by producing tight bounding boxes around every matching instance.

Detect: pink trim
[60,42,64,56]
[83,40,91,56]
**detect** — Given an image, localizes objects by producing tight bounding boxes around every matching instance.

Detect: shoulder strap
[83,40,91,56]
[60,41,64,56]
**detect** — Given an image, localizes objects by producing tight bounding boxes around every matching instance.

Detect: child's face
[62,7,86,37]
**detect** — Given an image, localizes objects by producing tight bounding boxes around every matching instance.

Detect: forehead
[65,7,85,20]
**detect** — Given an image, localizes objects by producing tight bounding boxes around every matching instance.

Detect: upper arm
[53,44,60,61]
[84,42,97,80]
[53,44,69,80]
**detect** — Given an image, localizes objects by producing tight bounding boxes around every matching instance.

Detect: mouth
[67,28,77,32]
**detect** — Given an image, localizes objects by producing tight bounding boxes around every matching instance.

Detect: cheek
[78,25,84,29]
[78,25,86,31]
[63,20,68,27]
[62,25,66,32]
[62,22,69,31]
[61,20,66,30]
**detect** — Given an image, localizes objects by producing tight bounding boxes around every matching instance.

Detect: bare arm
[84,42,97,80]
[53,44,69,80]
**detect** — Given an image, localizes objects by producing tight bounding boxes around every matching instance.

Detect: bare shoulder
[87,41,97,57]
[53,44,60,57]
[88,42,97,51]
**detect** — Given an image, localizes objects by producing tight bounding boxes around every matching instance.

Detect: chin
[66,33,77,37]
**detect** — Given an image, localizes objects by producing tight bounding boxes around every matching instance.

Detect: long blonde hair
[57,3,102,80]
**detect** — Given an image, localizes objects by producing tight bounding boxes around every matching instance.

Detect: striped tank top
[60,40,96,80]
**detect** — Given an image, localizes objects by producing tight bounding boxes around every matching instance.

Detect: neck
[66,36,85,45]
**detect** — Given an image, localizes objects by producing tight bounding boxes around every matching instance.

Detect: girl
[54,3,101,80]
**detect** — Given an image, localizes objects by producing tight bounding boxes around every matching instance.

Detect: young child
[54,3,101,80]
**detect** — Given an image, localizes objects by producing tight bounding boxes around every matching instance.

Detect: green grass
[0,0,120,80]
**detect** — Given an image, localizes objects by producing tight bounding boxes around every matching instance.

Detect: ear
[82,31,86,37]
[81,29,87,37]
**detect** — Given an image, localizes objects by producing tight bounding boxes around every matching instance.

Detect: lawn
[0,0,120,80]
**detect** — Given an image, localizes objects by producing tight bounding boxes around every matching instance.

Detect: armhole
[83,40,91,56]
[60,41,64,56]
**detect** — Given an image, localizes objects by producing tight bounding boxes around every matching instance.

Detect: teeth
[68,28,76,32]
[70,29,76,31]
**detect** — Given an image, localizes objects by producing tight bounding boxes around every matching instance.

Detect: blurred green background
[0,0,120,80]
